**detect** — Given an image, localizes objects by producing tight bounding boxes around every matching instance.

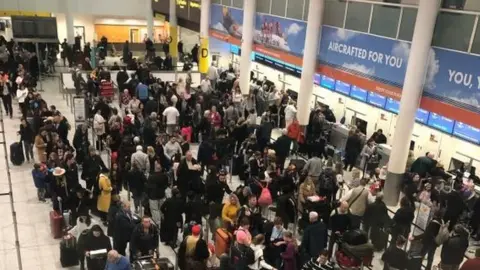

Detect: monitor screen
[284,62,297,77]
[367,92,387,108]
[334,80,351,96]
[12,16,58,39]
[427,113,454,134]
[385,98,400,114]
[350,85,367,102]
[415,108,430,124]
[320,75,335,90]
[230,45,240,55]
[453,121,480,144]
[314,74,321,85]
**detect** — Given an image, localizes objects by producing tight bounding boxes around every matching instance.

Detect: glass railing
[217,0,480,55]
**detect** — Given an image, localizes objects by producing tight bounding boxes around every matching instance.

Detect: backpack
[320,168,335,191]
[257,181,272,206]
[434,220,450,246]
[137,84,149,100]
[231,244,255,267]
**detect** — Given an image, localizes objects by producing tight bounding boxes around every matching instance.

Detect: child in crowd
[32,163,47,202]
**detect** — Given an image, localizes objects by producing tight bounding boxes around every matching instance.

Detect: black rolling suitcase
[10,142,24,166]
[60,235,78,267]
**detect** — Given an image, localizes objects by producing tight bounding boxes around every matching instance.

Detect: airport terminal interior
[0,0,480,269]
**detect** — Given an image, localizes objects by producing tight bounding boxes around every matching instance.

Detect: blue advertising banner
[210,5,243,38]
[319,26,408,87]
[318,25,480,114]
[424,48,480,114]
[254,14,307,57]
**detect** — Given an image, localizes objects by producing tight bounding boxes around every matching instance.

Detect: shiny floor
[0,76,476,269]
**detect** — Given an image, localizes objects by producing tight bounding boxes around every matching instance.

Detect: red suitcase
[50,210,63,239]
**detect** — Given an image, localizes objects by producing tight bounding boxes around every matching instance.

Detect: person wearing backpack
[409,211,442,270]
[439,225,469,270]
[233,228,255,270]
[136,82,149,104]
[300,212,327,262]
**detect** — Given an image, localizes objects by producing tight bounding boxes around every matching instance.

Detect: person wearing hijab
[84,225,112,270]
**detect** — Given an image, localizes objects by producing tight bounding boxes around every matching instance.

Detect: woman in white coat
[249,234,276,270]
[93,109,106,150]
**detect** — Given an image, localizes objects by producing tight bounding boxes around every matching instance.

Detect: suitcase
[50,199,64,239]
[60,235,78,267]
[134,257,174,270]
[10,142,24,166]
[215,228,232,257]
[289,159,306,171]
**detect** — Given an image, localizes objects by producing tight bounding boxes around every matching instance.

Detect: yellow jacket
[97,174,112,213]
[221,202,239,225]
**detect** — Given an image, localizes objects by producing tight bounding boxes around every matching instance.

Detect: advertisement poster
[209,5,244,40]
[254,13,307,57]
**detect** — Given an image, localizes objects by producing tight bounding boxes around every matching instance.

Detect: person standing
[0,73,12,118]
[97,171,113,225]
[113,201,136,256]
[301,212,327,262]
[146,160,169,226]
[105,250,131,270]
[343,129,362,171]
[340,179,373,229]
[284,101,297,128]
[19,117,34,162]
[381,236,408,270]
[16,84,28,118]
[440,225,469,270]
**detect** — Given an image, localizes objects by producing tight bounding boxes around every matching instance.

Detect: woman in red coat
[209,106,222,129]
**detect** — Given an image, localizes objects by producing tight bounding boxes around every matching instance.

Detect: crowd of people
[0,35,479,270]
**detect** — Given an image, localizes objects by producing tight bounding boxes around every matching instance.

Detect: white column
[297,0,325,126]
[199,0,211,74]
[239,0,256,95]
[65,0,75,45]
[384,0,441,206]
[200,0,210,37]
[146,0,154,40]
[169,0,179,64]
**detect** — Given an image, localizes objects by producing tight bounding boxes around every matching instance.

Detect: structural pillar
[199,0,211,74]
[384,0,441,206]
[297,0,324,126]
[146,0,154,40]
[65,0,75,45]
[169,0,179,66]
[239,0,256,95]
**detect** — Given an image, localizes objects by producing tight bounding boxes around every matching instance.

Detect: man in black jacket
[272,130,291,173]
[130,216,159,260]
[301,211,327,262]
[116,66,129,91]
[147,161,169,226]
[113,201,136,256]
[440,225,469,270]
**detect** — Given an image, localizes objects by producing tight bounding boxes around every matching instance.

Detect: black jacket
[364,200,390,228]
[205,179,232,204]
[440,233,469,265]
[345,134,362,159]
[146,172,169,200]
[107,201,122,237]
[114,209,136,243]
[301,221,328,259]
[178,236,210,270]
[19,123,34,143]
[130,224,159,255]
[273,135,291,158]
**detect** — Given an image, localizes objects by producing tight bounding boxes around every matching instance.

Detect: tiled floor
[0,74,477,269]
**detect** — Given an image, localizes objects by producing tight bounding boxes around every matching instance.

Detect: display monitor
[320,75,335,90]
[367,92,387,108]
[415,109,430,124]
[350,85,367,102]
[427,113,454,134]
[314,74,321,85]
[295,66,302,77]
[385,98,400,114]
[283,62,297,77]
[12,16,58,39]
[230,45,240,55]
[453,121,480,144]
[334,80,351,96]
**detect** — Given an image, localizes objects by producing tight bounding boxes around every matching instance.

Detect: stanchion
[0,107,23,269]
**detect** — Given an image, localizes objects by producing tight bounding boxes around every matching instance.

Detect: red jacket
[287,121,300,140]
[100,80,114,99]
[209,112,222,128]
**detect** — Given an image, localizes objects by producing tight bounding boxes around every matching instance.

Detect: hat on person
[192,225,201,236]
[52,167,66,177]
[236,230,248,245]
